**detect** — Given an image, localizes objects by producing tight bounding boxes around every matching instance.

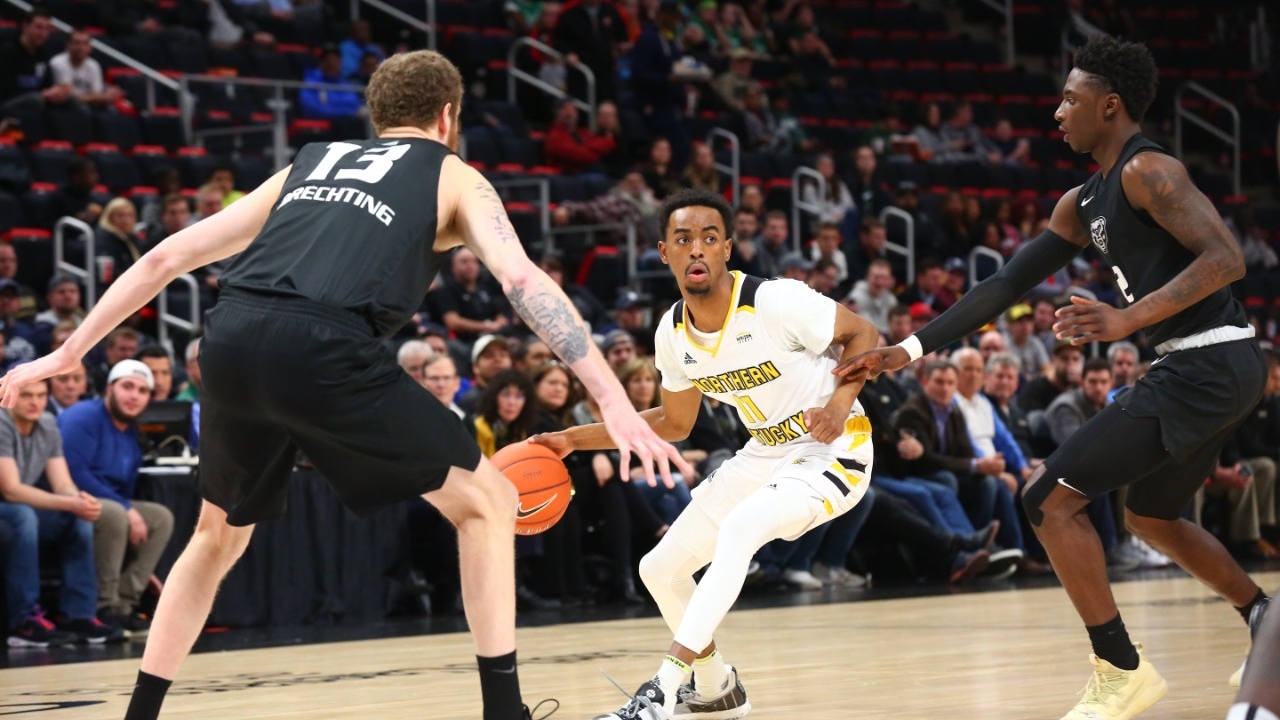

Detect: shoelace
[524,698,559,720]
[1077,666,1128,707]
[601,672,661,720]
[29,606,56,631]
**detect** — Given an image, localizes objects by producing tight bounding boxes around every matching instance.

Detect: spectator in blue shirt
[58,359,173,635]
[300,45,365,119]
[339,19,384,80]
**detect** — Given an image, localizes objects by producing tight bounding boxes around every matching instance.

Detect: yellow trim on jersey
[681,271,743,358]
[829,462,864,487]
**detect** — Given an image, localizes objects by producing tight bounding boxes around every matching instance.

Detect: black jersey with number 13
[1074,133,1246,347]
[221,137,453,338]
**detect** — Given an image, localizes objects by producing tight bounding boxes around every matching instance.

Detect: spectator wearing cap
[714,47,756,113]
[897,258,947,315]
[544,100,617,175]
[1001,303,1050,382]
[601,329,636,372]
[778,252,813,282]
[607,291,651,344]
[457,335,512,415]
[937,257,968,310]
[1017,339,1084,413]
[0,279,39,369]
[34,275,84,354]
[58,359,174,636]
[299,44,367,139]
[908,301,936,333]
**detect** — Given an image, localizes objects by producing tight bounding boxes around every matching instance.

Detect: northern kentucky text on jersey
[275,185,397,226]
[687,361,781,395]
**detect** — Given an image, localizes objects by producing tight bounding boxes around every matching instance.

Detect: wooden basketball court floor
[3,571,1276,719]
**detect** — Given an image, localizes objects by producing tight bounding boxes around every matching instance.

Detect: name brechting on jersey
[276,185,397,227]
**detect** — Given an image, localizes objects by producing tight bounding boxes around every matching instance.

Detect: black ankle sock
[477,651,524,720]
[123,670,172,720]
[1086,614,1140,671]
[1236,589,1267,624]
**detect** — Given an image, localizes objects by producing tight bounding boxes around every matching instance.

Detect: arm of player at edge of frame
[448,158,695,487]
[0,167,295,409]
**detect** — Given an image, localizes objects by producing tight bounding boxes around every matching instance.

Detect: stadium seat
[29,141,76,186]
[46,107,96,147]
[94,112,143,150]
[0,191,23,234]
[8,228,55,295]
[230,156,272,192]
[140,108,186,151]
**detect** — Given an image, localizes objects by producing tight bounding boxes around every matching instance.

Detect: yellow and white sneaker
[1060,645,1168,720]
[1229,659,1245,688]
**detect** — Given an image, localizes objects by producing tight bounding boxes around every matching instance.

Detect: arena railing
[156,273,201,350]
[707,128,741,207]
[972,0,1015,66]
[53,217,97,307]
[2,0,182,111]
[880,206,916,285]
[968,245,1003,288]
[349,0,435,51]
[791,166,826,252]
[507,37,597,131]
[177,75,369,171]
[1175,81,1242,197]
[489,176,552,253]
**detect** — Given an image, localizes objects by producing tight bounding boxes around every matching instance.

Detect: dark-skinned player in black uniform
[836,36,1270,720]
[0,51,691,720]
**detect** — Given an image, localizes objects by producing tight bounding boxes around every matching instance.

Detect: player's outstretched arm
[451,160,694,486]
[1056,153,1245,347]
[532,384,703,458]
[835,187,1088,379]
[0,168,291,408]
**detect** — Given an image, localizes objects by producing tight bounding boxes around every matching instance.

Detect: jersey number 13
[306,141,411,184]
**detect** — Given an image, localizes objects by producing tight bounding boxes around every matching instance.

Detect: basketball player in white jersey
[533,188,879,720]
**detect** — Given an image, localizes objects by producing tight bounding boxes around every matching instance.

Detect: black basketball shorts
[1041,338,1266,520]
[197,289,482,526]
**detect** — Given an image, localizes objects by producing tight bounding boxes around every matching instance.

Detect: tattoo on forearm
[474,181,517,246]
[1138,164,1243,308]
[508,285,591,364]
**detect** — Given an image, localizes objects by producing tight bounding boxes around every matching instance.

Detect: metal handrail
[178,74,368,169]
[880,207,916,285]
[507,37,597,130]
[490,177,551,252]
[968,246,1004,288]
[349,0,435,51]
[791,166,825,252]
[1175,81,1242,197]
[974,0,1014,65]
[156,273,201,348]
[53,217,97,308]
[707,128,740,207]
[3,0,180,110]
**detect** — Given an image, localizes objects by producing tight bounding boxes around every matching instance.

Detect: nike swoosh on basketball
[1081,196,1095,206]
[516,496,556,519]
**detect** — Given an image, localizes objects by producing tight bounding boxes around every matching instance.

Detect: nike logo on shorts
[1081,196,1095,206]
[516,497,555,519]
[1057,477,1084,494]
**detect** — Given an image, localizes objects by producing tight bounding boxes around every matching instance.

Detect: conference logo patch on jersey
[684,353,698,365]
[1089,216,1109,254]
[736,332,753,345]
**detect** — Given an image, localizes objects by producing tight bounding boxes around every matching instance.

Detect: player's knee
[444,461,518,526]
[637,551,669,591]
[1124,508,1173,542]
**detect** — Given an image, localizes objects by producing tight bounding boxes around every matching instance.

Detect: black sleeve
[915,230,1081,355]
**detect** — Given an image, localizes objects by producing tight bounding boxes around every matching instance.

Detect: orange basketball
[491,442,572,535]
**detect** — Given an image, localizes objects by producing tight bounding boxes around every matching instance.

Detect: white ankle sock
[693,650,730,695]
[1227,704,1279,720]
[655,655,691,712]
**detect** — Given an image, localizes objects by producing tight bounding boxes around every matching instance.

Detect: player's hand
[127,507,148,545]
[0,349,83,409]
[71,491,101,522]
[834,346,910,380]
[804,406,844,444]
[528,432,572,459]
[598,401,693,488]
[1053,296,1136,344]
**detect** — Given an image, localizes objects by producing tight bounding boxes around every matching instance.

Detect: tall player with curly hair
[838,35,1270,720]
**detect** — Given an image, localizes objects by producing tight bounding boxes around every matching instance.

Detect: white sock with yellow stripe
[655,655,691,712]
[693,649,730,696]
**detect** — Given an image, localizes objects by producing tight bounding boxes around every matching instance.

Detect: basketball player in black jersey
[0,51,691,720]
[837,36,1270,720]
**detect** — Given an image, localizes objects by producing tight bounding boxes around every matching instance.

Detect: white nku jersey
[654,272,869,458]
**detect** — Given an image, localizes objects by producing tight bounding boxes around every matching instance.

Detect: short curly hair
[365,50,462,134]
[658,188,734,240]
[1073,36,1159,123]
